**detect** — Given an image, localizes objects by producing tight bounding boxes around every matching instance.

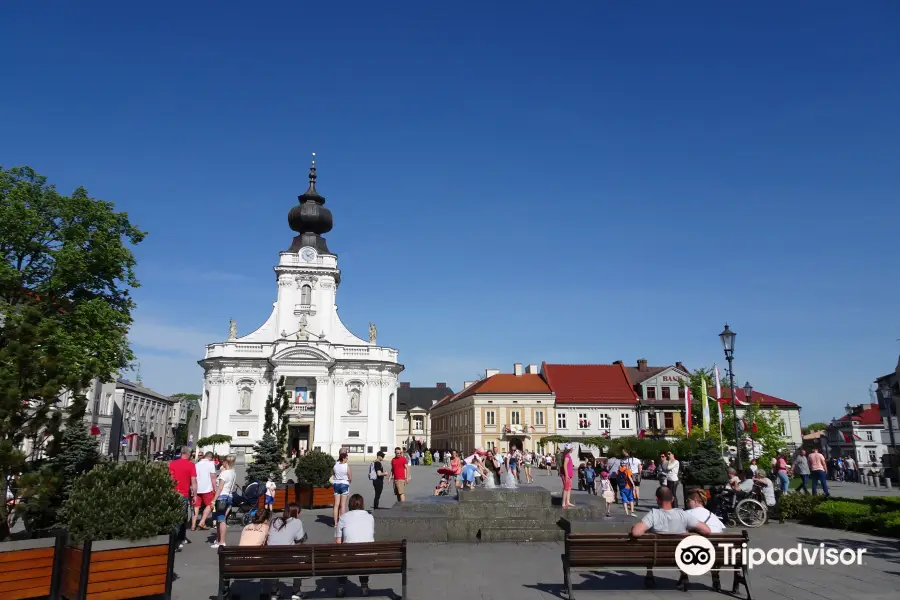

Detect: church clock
[300,247,317,262]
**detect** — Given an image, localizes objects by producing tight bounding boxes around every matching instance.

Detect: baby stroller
[435,468,455,496]
[227,481,262,526]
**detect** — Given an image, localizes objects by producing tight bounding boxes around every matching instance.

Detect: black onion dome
[287,155,334,254]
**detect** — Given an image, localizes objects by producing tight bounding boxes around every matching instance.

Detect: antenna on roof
[134,362,142,384]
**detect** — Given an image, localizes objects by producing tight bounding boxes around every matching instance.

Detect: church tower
[198,157,403,460]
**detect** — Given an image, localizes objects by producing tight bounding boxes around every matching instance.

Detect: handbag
[215,496,229,512]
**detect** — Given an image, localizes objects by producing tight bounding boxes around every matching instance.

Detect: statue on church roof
[228,319,237,340]
[369,322,377,344]
[297,314,309,341]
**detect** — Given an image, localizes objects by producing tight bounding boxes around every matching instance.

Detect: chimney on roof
[436,382,446,388]
[526,364,539,375]
[514,363,523,376]
[400,382,410,388]
[485,369,500,378]
[637,359,649,372]
[675,361,685,371]
[613,360,622,365]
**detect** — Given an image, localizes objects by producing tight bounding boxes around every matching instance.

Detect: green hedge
[784,494,900,538]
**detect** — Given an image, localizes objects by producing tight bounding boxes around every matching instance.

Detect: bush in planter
[61,460,184,542]
[423,451,433,466]
[779,493,827,520]
[294,449,335,487]
[682,437,728,487]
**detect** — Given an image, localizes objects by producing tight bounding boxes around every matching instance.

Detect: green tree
[802,422,827,435]
[722,401,786,468]
[197,434,232,456]
[0,166,144,539]
[246,378,290,484]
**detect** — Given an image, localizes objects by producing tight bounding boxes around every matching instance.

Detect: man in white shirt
[622,450,642,506]
[606,456,621,502]
[665,451,681,508]
[191,451,217,531]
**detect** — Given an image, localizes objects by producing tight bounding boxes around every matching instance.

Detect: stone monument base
[374,484,633,542]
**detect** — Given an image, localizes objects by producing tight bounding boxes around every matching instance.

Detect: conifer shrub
[62,460,184,542]
[246,434,282,486]
[682,437,728,486]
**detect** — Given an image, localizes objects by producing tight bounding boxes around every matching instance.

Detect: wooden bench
[217,540,407,600]
[563,532,751,600]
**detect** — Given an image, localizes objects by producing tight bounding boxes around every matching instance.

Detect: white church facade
[198,159,403,460]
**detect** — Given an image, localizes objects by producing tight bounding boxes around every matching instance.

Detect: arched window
[301,284,312,305]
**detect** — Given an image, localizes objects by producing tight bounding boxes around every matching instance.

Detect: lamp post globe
[743,382,753,401]
[719,324,736,357]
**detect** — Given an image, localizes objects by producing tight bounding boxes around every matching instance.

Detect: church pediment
[271,345,334,363]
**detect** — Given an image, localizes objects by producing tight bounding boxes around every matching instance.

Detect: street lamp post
[744,381,754,458]
[719,324,743,471]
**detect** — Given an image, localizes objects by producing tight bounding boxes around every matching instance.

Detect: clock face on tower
[300,247,317,263]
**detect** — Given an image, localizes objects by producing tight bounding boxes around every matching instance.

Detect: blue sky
[2,2,899,423]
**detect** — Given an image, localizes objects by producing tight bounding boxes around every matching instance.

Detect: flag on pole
[701,376,711,433]
[713,364,724,425]
[684,383,692,435]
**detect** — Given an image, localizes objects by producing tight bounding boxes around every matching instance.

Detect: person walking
[522,450,534,483]
[191,451,216,531]
[622,449,642,506]
[846,455,857,482]
[335,494,376,598]
[665,451,680,508]
[606,454,621,503]
[774,453,790,494]
[792,450,810,494]
[211,454,237,549]
[370,451,387,509]
[390,447,411,502]
[332,450,352,527]
[617,461,636,517]
[168,447,197,551]
[808,447,830,498]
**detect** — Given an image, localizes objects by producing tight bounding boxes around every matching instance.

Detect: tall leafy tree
[247,377,290,484]
[0,166,144,538]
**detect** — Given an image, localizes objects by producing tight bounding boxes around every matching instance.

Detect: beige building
[430,364,554,453]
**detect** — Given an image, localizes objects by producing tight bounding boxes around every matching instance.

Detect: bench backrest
[219,541,406,579]
[566,532,748,569]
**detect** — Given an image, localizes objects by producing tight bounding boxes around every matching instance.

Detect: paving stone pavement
[171,465,900,599]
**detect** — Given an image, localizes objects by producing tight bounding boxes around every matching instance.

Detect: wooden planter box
[61,533,176,600]
[296,485,334,509]
[257,485,292,512]
[0,531,66,599]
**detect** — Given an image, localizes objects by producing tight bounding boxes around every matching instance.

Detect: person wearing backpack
[617,462,636,517]
[370,451,387,509]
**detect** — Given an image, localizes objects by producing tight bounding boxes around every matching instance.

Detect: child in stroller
[227,480,263,526]
[434,475,451,496]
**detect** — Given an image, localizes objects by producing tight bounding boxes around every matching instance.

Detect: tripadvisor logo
[675,536,867,576]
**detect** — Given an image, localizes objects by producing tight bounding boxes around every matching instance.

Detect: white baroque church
[198,159,403,460]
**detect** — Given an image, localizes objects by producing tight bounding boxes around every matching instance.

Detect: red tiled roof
[543,362,639,405]
[431,374,551,408]
[719,388,799,408]
[837,404,882,426]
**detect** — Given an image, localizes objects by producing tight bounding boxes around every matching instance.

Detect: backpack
[368,462,377,481]
[617,468,628,488]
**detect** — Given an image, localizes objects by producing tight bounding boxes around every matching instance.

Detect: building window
[237,430,249,437]
[413,415,424,431]
[367,446,373,453]
[868,450,877,463]
[578,412,589,429]
[485,411,496,426]
[348,430,360,438]
[535,410,545,426]
[678,386,685,400]
[646,387,656,400]
[487,441,496,451]
[599,414,610,429]
[664,412,674,430]
[866,431,873,441]
[779,422,786,436]
[620,413,630,429]
[510,411,521,426]
[389,393,394,421]
[301,284,312,305]
[662,387,671,400]
[348,445,365,454]
[647,412,658,429]
[557,413,567,429]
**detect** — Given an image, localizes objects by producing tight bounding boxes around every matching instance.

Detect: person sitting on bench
[631,486,711,590]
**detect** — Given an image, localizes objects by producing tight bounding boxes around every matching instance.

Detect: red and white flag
[713,364,724,425]
[684,384,692,435]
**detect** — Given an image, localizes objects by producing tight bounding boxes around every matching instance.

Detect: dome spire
[288,152,334,254]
